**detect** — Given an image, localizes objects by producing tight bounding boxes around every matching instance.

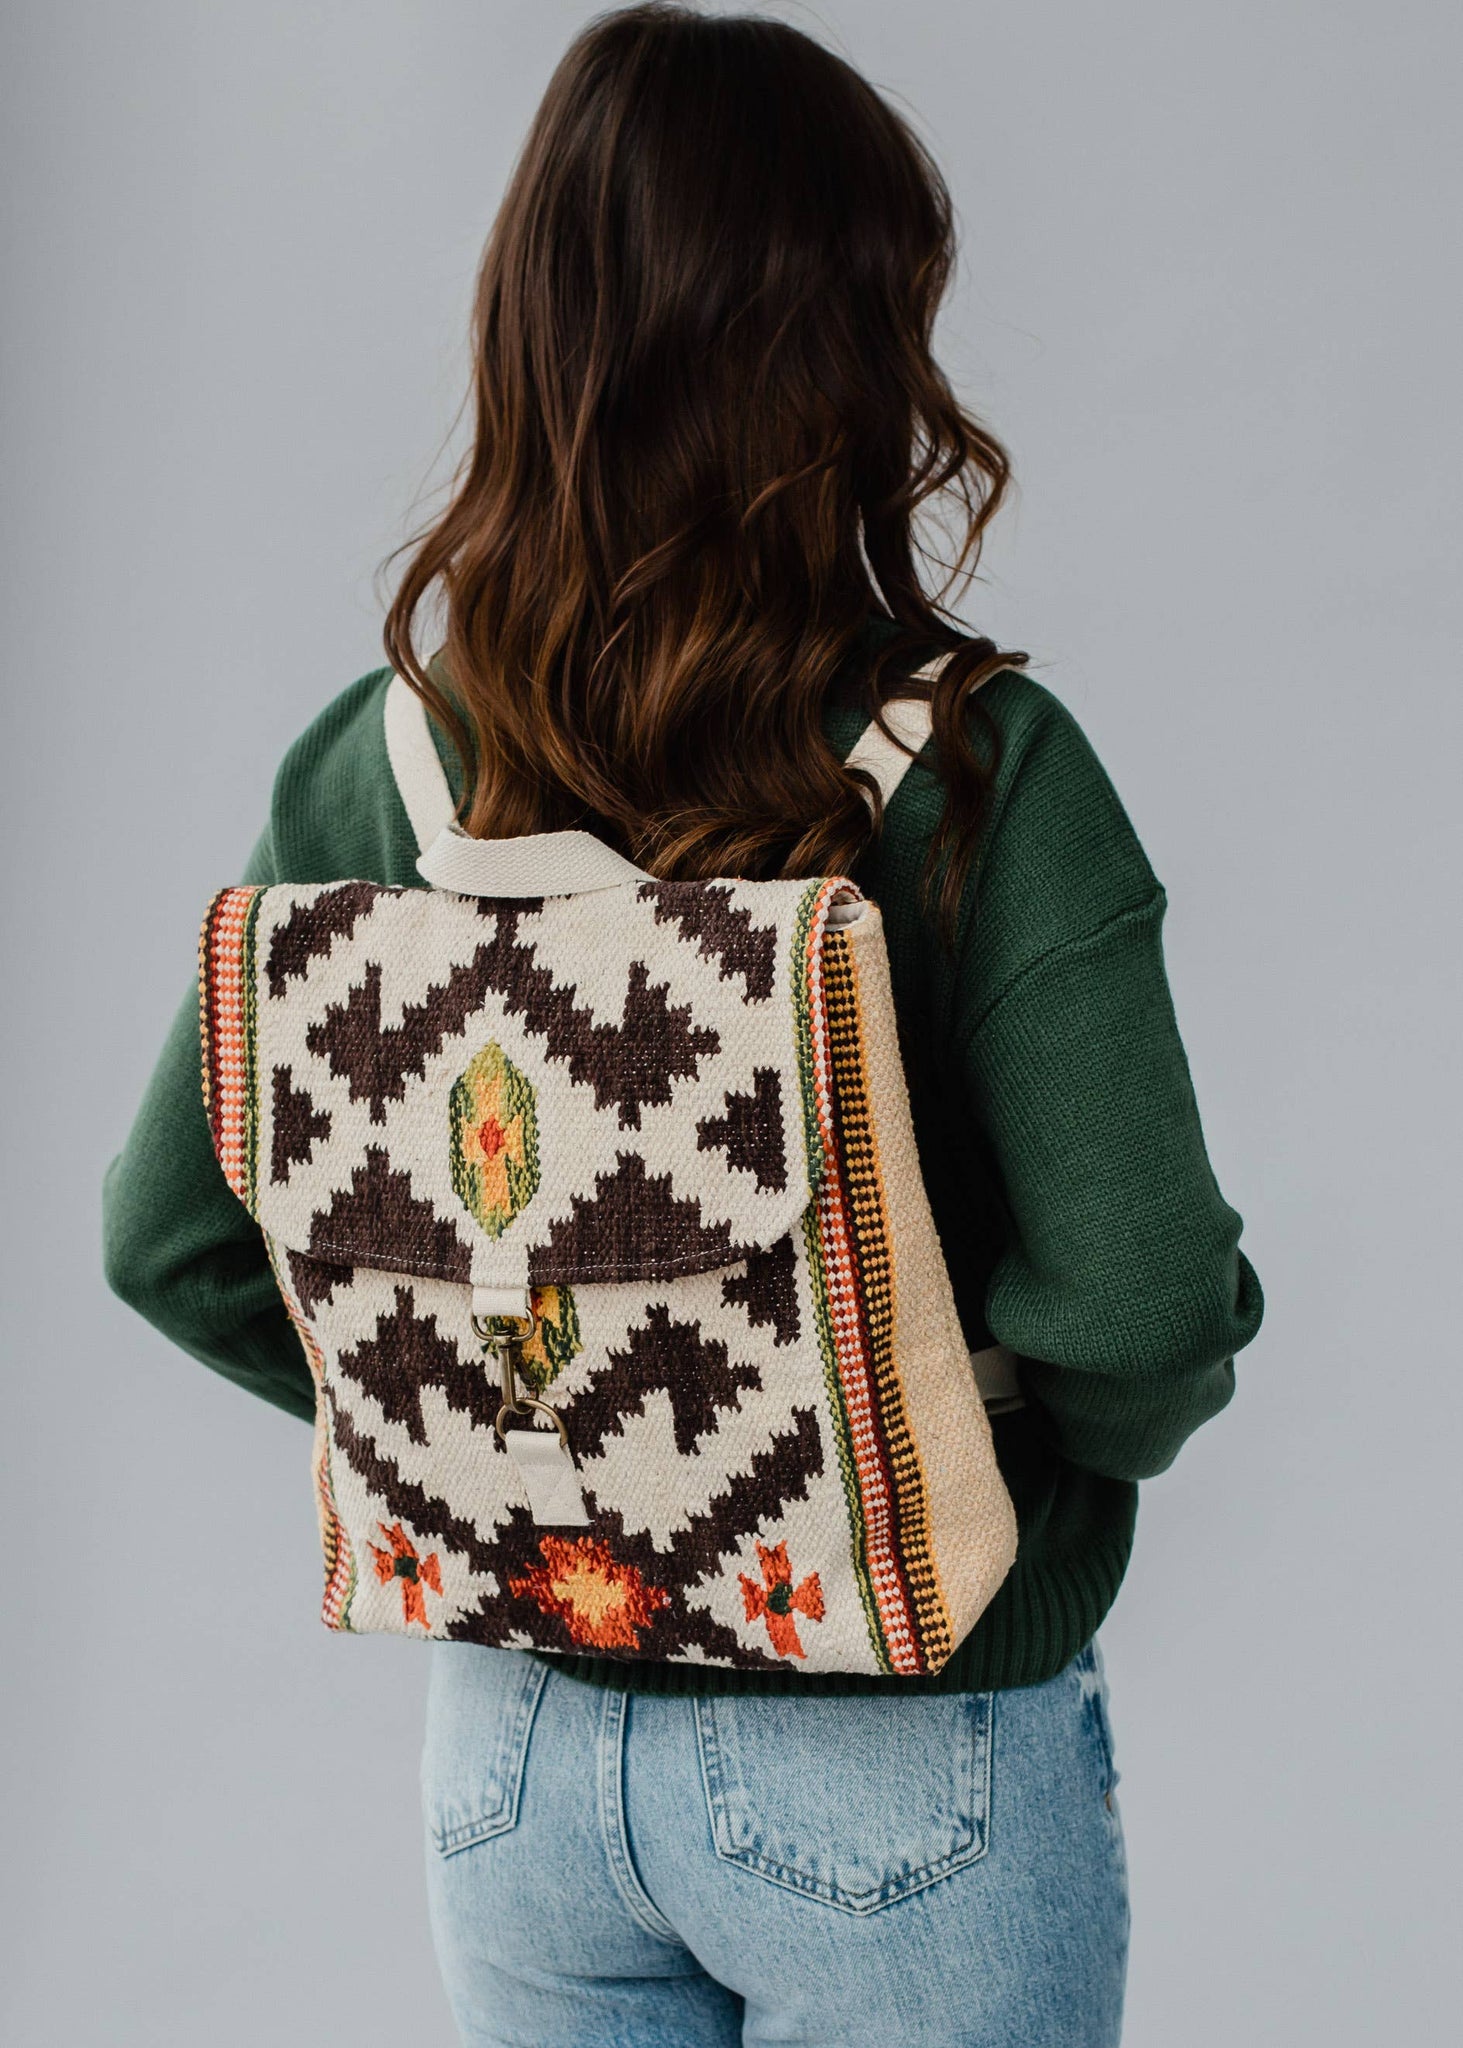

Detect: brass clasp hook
[472,1304,571,1450]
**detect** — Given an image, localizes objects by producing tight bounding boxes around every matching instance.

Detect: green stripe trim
[790,880,829,1195]
[793,891,893,1677]
[802,1204,892,1671]
[241,889,264,1214]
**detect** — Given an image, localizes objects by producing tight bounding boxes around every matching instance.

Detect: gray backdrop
[4,3,1459,2042]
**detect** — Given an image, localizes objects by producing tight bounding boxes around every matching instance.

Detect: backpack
[197,658,1019,1675]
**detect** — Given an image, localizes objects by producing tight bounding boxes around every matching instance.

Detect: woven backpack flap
[197,675,1017,1676]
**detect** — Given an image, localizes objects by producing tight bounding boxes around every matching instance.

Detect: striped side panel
[819,930,951,1672]
[199,885,264,1212]
[795,884,888,1665]
[265,1236,357,1631]
[795,891,947,1677]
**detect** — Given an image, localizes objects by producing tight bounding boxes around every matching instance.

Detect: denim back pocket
[421,1646,549,1858]
[694,1688,992,1915]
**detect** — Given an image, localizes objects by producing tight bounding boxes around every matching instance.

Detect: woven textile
[199,869,1016,1675]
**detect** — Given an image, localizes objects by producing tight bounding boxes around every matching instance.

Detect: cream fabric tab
[472,1284,534,1321]
[417,821,650,897]
[504,1429,591,1527]
[969,1343,1024,1410]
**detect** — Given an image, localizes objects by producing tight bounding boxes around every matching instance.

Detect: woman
[103,7,1263,2043]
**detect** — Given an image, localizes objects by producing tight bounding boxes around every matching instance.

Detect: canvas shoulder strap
[384,676,650,891]
[840,646,1017,810]
[384,673,456,852]
[385,648,985,848]
[843,659,944,811]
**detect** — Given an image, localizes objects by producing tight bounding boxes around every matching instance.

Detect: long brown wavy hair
[384,3,1025,936]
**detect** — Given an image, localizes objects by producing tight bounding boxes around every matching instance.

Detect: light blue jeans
[422,1641,1129,2047]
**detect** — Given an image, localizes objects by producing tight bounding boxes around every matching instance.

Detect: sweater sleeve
[102,667,414,1421]
[954,682,1263,1481]
[101,823,316,1422]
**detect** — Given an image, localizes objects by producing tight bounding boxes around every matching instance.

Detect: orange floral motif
[510,1535,669,1651]
[367,1521,443,1628]
[741,1539,824,1659]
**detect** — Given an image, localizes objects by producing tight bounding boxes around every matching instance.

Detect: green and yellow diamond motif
[449,1042,540,1237]
[519,1286,583,1394]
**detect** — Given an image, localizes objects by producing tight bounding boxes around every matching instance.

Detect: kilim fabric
[104,620,1265,1698]
[197,869,1016,1674]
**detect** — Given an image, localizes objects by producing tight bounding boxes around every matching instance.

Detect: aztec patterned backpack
[198,656,1020,1677]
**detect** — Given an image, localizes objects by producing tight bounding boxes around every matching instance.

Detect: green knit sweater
[102,635,1263,1696]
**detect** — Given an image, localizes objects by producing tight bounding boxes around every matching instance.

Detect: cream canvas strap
[843,661,941,811]
[969,1343,1023,1411]
[384,672,456,851]
[844,648,1001,812]
[383,674,649,893]
[387,649,964,845]
[387,649,968,847]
